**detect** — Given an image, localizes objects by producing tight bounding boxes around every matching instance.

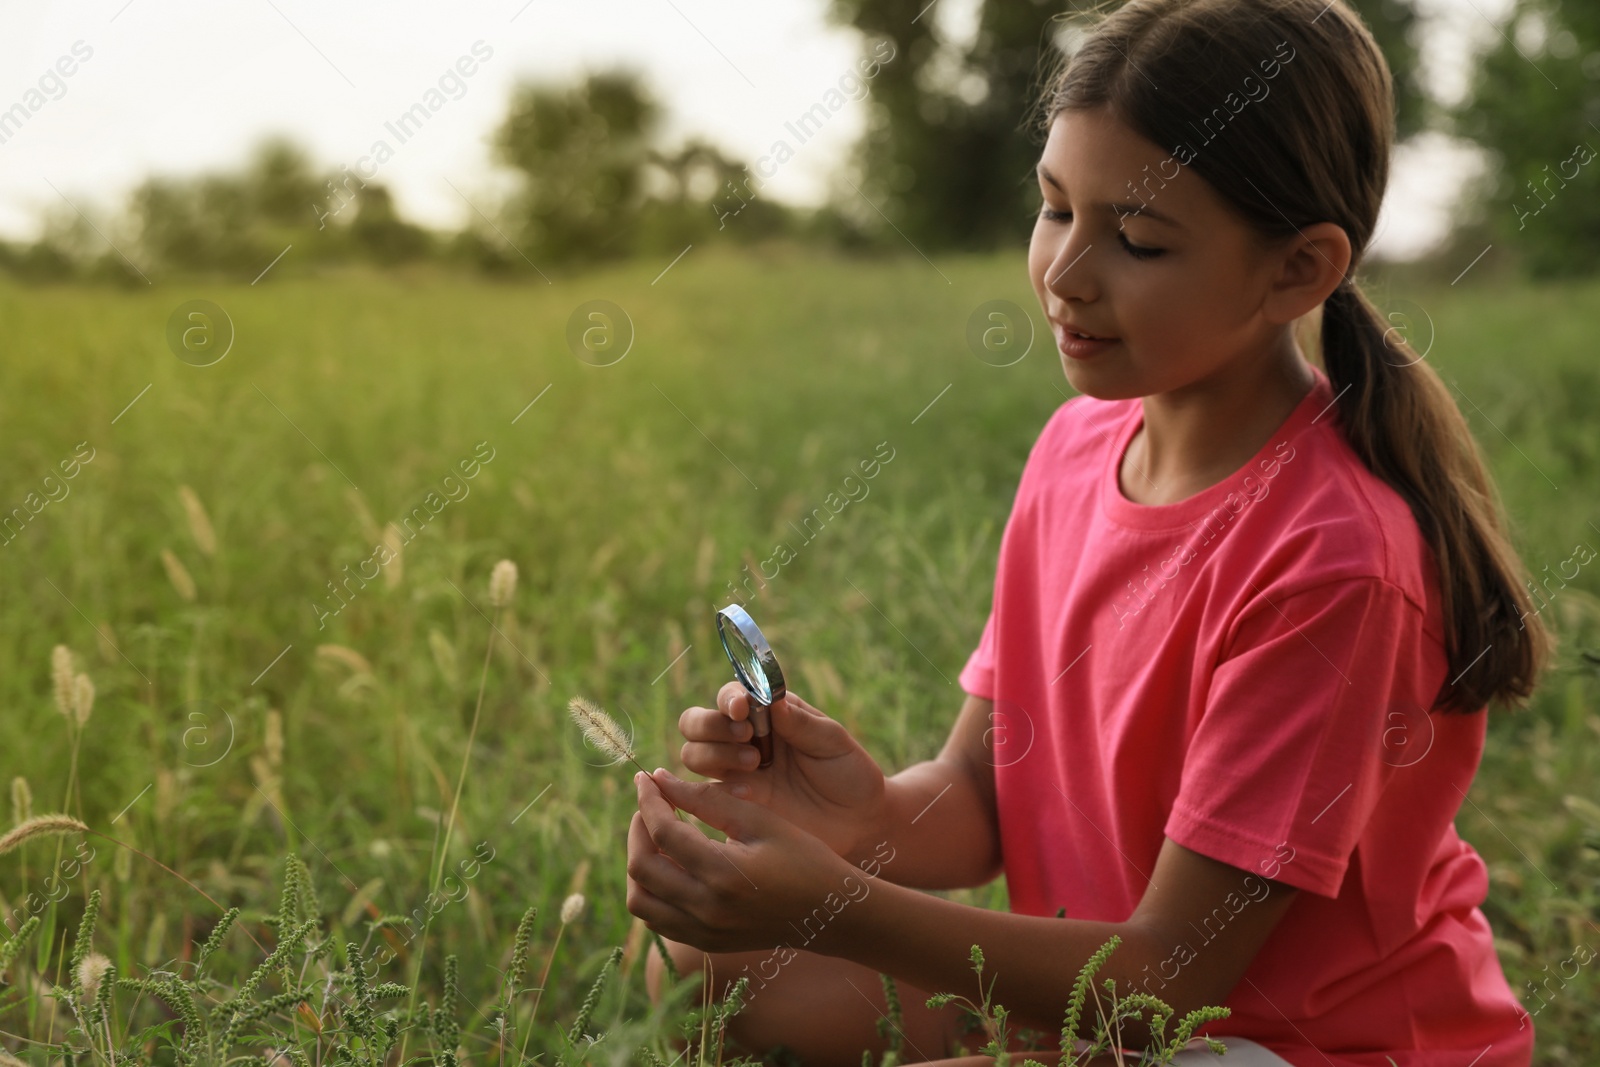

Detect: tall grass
[0,248,1595,1061]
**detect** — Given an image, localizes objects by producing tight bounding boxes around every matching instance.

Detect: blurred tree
[826,0,1431,252]
[0,239,74,283]
[249,137,325,227]
[640,137,789,250]
[348,184,435,262]
[825,0,1044,250]
[1450,0,1600,278]
[491,70,662,267]
[127,137,345,277]
[491,71,796,270]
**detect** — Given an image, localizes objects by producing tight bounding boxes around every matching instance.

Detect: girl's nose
[1043,235,1098,304]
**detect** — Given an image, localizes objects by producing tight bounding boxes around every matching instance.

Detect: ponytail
[1320,278,1554,713]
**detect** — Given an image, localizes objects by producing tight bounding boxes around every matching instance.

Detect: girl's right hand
[676,680,888,861]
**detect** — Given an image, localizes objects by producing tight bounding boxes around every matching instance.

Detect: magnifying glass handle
[749,701,774,769]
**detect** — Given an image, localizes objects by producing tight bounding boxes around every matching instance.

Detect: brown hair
[1034,0,1552,713]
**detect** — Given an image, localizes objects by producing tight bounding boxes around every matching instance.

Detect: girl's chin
[1059,360,1146,402]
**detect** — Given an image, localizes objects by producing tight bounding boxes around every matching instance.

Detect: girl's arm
[630,770,1300,1052]
[829,836,1301,1047]
[846,691,1004,889]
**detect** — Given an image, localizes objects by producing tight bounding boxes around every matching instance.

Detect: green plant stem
[519,922,568,1064]
[63,722,82,820]
[435,604,500,892]
[402,600,501,1065]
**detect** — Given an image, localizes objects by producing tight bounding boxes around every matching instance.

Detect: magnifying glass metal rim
[715,603,783,769]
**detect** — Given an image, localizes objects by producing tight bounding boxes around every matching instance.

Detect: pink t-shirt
[959,364,1533,1066]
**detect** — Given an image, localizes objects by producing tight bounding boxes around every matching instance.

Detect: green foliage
[1449,0,1600,278]
[489,72,796,271]
[928,935,1230,1066]
[874,969,905,1063]
[0,916,40,982]
[825,0,1431,253]
[826,0,1061,251]
[566,944,622,1046]
[195,905,239,973]
[490,70,664,268]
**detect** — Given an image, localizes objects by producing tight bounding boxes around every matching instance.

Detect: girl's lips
[1054,324,1119,360]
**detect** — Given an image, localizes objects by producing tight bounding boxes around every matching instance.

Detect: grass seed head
[489,559,518,608]
[567,696,635,765]
[10,776,32,826]
[0,814,90,855]
[51,645,75,718]
[76,952,112,998]
[428,629,459,688]
[381,522,404,588]
[177,484,217,557]
[316,644,373,675]
[160,548,198,602]
[345,486,381,546]
[265,708,284,767]
[560,892,586,925]
[73,673,95,726]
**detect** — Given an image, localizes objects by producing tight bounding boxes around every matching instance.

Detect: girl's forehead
[1041,107,1168,169]
[1038,108,1233,229]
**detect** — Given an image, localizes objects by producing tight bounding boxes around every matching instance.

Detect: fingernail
[654,767,675,781]
[730,783,750,798]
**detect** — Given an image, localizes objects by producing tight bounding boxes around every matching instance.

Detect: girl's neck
[1119,349,1317,507]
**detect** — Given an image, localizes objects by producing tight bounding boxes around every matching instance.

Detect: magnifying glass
[715,603,784,770]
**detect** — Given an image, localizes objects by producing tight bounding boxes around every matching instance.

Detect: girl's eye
[1037,205,1165,260]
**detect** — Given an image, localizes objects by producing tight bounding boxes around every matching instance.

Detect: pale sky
[0,0,1513,261]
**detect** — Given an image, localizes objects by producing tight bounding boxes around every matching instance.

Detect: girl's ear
[1261,221,1351,326]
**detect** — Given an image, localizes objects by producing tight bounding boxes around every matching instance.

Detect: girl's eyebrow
[1036,163,1185,230]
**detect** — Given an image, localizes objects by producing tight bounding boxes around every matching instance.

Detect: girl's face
[1028,107,1291,399]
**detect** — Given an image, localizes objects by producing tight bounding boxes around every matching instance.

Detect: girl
[626,1,1553,1063]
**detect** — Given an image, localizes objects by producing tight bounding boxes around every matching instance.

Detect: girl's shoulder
[1038,382,1441,630]
[1244,400,1443,629]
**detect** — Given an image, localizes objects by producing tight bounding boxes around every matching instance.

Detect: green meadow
[0,245,1596,1062]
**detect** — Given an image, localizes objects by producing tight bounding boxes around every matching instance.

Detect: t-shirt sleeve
[1164,576,1432,898]
[959,606,997,699]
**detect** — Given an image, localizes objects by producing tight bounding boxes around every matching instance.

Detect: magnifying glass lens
[715,604,784,770]
[723,629,771,705]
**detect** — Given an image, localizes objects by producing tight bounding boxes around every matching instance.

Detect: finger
[626,806,676,869]
[769,692,856,757]
[627,811,702,904]
[679,704,754,744]
[626,867,700,942]
[649,767,766,843]
[717,680,751,722]
[680,739,763,778]
[636,771,722,878]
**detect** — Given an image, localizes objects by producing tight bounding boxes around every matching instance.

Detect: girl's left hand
[627,767,866,955]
